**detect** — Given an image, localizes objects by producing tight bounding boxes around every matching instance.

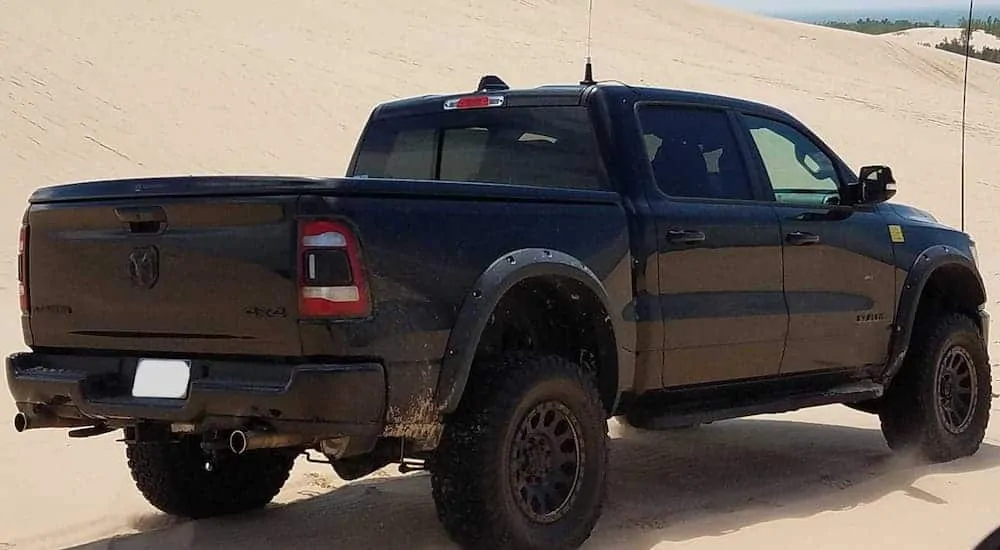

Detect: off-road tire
[879,313,991,463]
[126,436,296,519]
[430,353,609,550]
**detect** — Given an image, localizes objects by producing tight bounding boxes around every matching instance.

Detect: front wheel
[879,313,992,463]
[430,353,609,550]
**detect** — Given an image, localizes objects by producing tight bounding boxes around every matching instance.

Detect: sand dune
[3,0,1000,548]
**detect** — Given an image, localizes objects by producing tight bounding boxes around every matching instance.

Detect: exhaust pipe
[229,430,313,455]
[13,412,27,432]
[14,411,92,433]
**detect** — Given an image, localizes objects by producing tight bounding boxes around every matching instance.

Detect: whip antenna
[581,0,596,85]
[960,0,974,232]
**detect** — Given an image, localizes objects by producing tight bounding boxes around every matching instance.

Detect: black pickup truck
[7,75,990,550]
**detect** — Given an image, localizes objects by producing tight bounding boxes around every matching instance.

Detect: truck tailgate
[25,195,301,356]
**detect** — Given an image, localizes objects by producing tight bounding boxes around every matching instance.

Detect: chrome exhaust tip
[228,429,314,455]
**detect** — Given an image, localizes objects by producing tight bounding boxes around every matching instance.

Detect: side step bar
[626,380,884,430]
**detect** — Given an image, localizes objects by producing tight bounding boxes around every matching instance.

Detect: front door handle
[667,229,706,244]
[786,231,821,246]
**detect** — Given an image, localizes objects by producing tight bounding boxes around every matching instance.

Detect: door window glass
[744,115,842,206]
[637,106,755,201]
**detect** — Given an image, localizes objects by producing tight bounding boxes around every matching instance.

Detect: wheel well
[912,264,985,333]
[474,276,618,415]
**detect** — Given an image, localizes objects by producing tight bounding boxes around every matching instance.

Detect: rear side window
[351,106,607,190]
[637,105,754,201]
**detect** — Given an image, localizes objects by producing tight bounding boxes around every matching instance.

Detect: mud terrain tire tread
[879,312,991,463]
[430,353,608,550]
[126,436,296,519]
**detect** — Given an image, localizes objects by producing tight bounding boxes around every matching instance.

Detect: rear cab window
[349,104,608,191]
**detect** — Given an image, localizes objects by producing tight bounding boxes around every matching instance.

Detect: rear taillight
[17,224,28,314]
[298,220,370,318]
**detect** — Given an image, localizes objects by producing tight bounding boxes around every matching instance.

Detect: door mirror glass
[858,165,897,204]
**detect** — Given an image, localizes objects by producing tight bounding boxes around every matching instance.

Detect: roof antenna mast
[580,0,596,85]
[960,0,974,232]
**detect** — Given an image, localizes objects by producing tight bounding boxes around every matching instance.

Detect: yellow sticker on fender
[888,224,905,243]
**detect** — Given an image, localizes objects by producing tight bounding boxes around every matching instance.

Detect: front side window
[743,115,842,206]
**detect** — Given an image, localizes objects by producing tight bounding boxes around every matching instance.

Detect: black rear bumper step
[5,352,387,437]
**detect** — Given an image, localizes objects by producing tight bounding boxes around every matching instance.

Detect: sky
[705,0,975,12]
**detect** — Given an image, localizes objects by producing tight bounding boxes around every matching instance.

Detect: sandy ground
[2,0,1000,548]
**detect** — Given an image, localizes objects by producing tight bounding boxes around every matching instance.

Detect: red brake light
[297,220,370,318]
[444,95,505,110]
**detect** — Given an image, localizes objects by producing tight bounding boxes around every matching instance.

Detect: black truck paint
[6,78,990,549]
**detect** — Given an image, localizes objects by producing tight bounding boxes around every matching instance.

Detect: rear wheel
[879,313,991,462]
[430,353,609,550]
[126,436,296,519]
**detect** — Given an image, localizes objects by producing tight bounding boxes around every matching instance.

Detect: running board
[626,380,885,430]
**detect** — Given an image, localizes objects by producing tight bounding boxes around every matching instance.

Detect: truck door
[636,103,788,387]
[736,112,897,374]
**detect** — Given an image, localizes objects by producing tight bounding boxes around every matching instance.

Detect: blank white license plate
[131,359,192,399]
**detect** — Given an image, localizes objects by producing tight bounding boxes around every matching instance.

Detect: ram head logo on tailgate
[127,245,160,289]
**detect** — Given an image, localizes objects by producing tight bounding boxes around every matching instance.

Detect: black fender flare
[434,248,635,415]
[883,244,986,384]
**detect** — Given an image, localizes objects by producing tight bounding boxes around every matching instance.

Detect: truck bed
[22,175,628,360]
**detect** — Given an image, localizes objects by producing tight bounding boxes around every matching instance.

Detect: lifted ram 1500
[7,74,990,550]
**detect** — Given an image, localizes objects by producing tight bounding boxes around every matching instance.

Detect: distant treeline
[937,39,1000,63]
[819,18,941,34]
[818,16,1000,65]
[961,15,1000,38]
[935,17,1000,65]
[819,16,1000,38]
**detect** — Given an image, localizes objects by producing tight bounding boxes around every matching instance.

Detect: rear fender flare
[434,248,633,414]
[883,244,986,383]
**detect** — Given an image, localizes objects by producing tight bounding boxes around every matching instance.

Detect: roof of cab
[367,75,791,121]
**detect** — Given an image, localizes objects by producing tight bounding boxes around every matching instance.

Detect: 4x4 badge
[128,245,160,289]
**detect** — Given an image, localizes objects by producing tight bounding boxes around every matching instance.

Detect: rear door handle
[666,229,706,244]
[786,231,820,246]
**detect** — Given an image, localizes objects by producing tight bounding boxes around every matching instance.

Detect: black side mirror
[858,165,897,204]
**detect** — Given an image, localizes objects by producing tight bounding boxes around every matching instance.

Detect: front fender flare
[434,248,633,414]
[883,244,986,383]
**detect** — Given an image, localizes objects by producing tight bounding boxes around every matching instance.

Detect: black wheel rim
[508,400,583,524]
[936,345,978,435]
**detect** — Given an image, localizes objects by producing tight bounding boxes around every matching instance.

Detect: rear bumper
[5,351,386,437]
